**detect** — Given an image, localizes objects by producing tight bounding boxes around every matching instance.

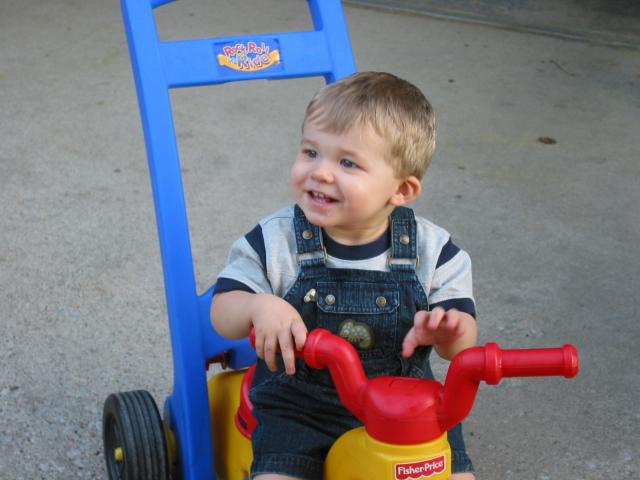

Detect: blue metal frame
[119,1,355,478]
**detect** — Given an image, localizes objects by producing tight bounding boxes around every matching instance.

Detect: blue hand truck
[102,1,356,479]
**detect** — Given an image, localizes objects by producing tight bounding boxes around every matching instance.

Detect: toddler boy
[211,71,477,480]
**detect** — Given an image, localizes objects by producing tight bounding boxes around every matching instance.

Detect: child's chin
[299,207,334,227]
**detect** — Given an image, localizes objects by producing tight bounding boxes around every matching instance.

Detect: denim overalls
[249,205,473,479]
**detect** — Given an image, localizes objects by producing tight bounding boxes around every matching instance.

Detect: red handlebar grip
[499,344,579,379]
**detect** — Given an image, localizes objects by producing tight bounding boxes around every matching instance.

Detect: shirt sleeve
[215,225,273,295]
[428,238,476,318]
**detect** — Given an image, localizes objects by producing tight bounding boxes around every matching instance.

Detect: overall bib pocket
[315,281,399,362]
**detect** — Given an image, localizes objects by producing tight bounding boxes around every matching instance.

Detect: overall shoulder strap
[388,207,419,271]
[293,205,327,268]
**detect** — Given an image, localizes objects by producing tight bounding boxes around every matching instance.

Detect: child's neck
[323,220,390,246]
[323,228,390,260]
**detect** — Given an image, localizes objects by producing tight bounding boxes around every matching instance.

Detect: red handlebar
[438,343,578,442]
[248,328,579,444]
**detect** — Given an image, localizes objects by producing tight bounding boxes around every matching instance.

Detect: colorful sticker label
[338,319,374,350]
[215,38,282,74]
[395,456,446,480]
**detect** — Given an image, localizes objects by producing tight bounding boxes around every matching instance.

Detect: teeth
[313,191,326,199]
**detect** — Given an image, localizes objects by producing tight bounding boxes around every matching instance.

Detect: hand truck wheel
[102,390,170,480]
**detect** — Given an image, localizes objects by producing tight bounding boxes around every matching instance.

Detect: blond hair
[303,72,436,179]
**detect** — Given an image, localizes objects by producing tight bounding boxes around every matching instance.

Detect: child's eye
[304,149,318,159]
[340,158,357,169]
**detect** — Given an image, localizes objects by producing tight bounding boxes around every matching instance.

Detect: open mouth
[308,190,337,204]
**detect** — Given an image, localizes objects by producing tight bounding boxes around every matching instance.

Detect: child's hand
[251,294,308,375]
[402,307,466,358]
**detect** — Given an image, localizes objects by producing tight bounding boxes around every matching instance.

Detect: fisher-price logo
[216,39,281,74]
[395,456,446,480]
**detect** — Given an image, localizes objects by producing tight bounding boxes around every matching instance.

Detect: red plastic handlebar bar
[438,343,579,439]
[247,328,579,444]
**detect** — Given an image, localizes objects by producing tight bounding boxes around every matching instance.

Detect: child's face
[291,119,406,244]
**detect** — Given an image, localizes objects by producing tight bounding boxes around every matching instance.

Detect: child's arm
[401,307,477,360]
[211,291,307,374]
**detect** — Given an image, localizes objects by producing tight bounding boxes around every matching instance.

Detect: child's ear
[390,176,422,206]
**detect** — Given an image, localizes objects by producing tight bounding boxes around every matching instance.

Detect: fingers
[291,319,308,352]
[254,330,265,364]
[278,329,295,375]
[403,308,466,357]
[402,328,419,358]
[262,332,279,373]
[412,310,430,335]
[252,324,278,372]
[425,307,446,331]
[402,310,429,357]
[279,319,308,374]
[255,318,308,374]
[402,310,432,357]
[426,307,464,336]
[442,309,465,337]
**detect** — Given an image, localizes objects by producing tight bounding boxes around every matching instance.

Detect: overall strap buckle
[293,205,326,267]
[388,207,419,271]
[296,246,328,266]
[387,254,420,270]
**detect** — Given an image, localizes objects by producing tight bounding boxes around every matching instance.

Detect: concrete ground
[346,0,640,49]
[1,0,639,478]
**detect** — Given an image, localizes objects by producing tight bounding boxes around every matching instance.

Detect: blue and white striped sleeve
[429,238,476,318]
[215,225,272,295]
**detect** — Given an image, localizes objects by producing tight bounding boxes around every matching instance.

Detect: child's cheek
[290,162,302,188]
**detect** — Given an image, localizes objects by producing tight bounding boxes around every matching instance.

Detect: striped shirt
[216,205,475,316]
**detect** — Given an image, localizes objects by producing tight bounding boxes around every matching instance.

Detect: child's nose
[310,161,334,183]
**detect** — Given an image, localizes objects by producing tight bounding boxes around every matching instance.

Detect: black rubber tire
[103,390,170,480]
